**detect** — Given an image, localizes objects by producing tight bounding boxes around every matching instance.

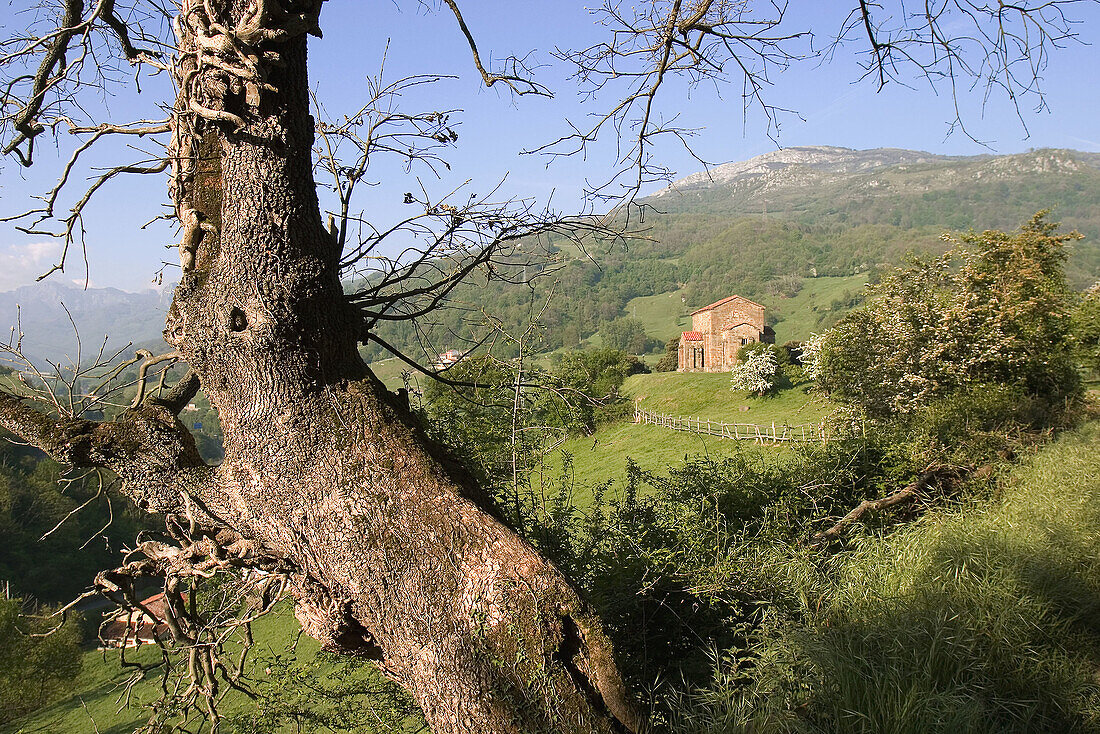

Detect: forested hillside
[2,147,1097,369]
[361,147,1100,363]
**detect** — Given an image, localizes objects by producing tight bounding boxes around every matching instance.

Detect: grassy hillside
[2,606,293,734]
[2,604,420,734]
[361,149,1100,367]
[668,418,1100,731]
[622,289,692,342]
[624,371,833,424]
[539,423,767,492]
[540,370,837,490]
[767,274,870,341]
[366,355,422,392]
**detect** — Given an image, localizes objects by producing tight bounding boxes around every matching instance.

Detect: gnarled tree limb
[0,389,213,513]
[811,466,948,546]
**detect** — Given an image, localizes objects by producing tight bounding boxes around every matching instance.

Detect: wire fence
[633,404,828,444]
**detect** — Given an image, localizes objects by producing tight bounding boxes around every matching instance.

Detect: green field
[365,355,429,393]
[2,604,416,734]
[624,370,834,424]
[768,273,870,342]
[539,422,769,492]
[623,289,692,343]
[539,370,837,491]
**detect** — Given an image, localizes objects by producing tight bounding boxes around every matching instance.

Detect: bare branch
[548,0,808,202]
[810,465,949,546]
[0,0,169,165]
[440,0,552,97]
[833,0,1094,143]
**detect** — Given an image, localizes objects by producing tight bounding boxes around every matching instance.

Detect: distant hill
[641,146,1100,285]
[3,147,1098,370]
[0,281,170,366]
[363,146,1100,363]
[655,146,964,194]
[652,146,1100,227]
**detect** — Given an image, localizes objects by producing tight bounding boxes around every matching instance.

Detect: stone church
[678,295,775,372]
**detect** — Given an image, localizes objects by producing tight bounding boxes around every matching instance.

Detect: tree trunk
[1,2,640,732]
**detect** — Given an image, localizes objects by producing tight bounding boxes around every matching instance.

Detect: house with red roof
[678,295,774,372]
[99,592,177,649]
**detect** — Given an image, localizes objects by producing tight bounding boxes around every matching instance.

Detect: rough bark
[0,2,641,732]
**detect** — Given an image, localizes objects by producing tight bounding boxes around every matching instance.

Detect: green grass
[538,372,834,492]
[2,606,294,734]
[623,370,835,424]
[768,274,869,343]
[2,604,412,734]
[624,289,692,342]
[366,355,428,392]
[537,423,769,494]
[668,419,1100,733]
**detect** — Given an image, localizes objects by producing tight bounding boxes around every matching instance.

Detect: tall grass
[665,421,1100,733]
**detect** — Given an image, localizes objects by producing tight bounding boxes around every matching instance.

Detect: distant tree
[812,213,1082,418]
[739,342,790,368]
[424,349,646,489]
[599,318,652,353]
[555,349,649,428]
[0,445,155,604]
[655,337,681,372]
[0,596,83,724]
[423,357,518,489]
[560,324,582,350]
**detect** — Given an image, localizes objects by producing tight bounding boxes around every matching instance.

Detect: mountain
[647,146,1100,248]
[635,145,1100,284]
[0,281,171,366]
[654,146,963,193]
[654,145,1100,199]
[3,147,1098,369]
[363,146,1100,361]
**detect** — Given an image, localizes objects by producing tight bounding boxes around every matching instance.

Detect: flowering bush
[813,212,1081,418]
[730,347,780,395]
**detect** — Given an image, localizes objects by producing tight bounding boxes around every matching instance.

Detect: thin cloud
[0,241,62,292]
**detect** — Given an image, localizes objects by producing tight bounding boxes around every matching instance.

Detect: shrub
[731,346,781,395]
[655,336,680,372]
[598,317,654,353]
[814,213,1082,420]
[781,340,804,366]
[661,422,1100,733]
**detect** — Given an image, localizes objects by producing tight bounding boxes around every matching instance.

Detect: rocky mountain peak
[654,146,961,195]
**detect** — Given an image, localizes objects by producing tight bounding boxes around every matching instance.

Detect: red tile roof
[690,294,764,315]
[681,331,703,341]
[100,592,179,649]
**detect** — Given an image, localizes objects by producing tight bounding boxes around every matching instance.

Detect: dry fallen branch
[810,466,948,546]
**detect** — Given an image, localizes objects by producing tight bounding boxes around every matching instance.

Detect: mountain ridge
[654,146,1100,197]
[4,145,1099,366]
[0,280,171,366]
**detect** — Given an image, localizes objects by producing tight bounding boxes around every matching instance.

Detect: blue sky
[1,0,1098,292]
